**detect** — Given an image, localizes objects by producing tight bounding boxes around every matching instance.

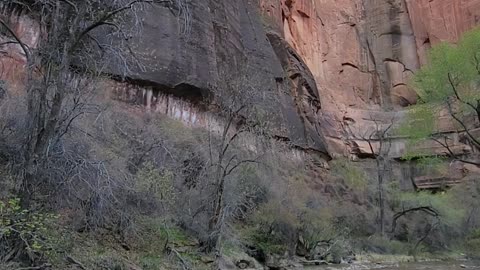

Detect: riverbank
[305,259,480,269]
[300,252,479,270]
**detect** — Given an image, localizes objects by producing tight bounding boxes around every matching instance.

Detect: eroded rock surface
[259,0,480,158]
[2,0,480,183]
[406,0,480,65]
[0,1,329,156]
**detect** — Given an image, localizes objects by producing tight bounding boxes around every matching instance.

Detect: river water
[307,260,480,270]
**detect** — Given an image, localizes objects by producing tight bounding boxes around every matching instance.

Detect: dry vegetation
[0,1,478,270]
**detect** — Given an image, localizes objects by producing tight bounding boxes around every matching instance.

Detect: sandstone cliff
[1,0,480,162]
[0,1,330,158]
[260,0,480,158]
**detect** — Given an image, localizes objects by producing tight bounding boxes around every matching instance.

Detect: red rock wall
[0,7,39,92]
[260,0,480,156]
[406,0,480,65]
[2,1,480,158]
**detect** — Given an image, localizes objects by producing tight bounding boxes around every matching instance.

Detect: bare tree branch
[390,206,439,233]
[431,136,480,166]
[446,100,480,148]
[0,18,30,60]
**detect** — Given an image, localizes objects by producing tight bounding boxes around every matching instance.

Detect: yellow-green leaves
[414,31,480,103]
[399,191,465,227]
[135,162,176,207]
[401,27,480,159]
[0,197,59,259]
[330,159,368,191]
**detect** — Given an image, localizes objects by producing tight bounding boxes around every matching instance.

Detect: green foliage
[466,229,480,259]
[399,27,480,156]
[155,117,200,148]
[134,217,194,251]
[358,235,410,255]
[415,156,447,172]
[330,159,368,191]
[244,201,298,254]
[298,207,337,254]
[413,28,480,104]
[95,255,128,270]
[400,157,449,179]
[251,201,299,230]
[399,191,465,227]
[465,238,480,259]
[140,255,164,270]
[245,227,288,255]
[135,162,176,207]
[0,198,59,262]
[414,44,474,102]
[132,217,208,269]
[397,104,438,157]
[245,198,347,258]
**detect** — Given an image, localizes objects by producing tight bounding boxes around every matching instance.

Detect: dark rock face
[267,32,327,155]
[119,0,329,155]
[123,2,214,93]
[360,0,420,109]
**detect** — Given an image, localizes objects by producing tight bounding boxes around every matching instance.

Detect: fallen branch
[300,259,328,266]
[166,247,191,270]
[66,255,88,270]
[15,264,52,270]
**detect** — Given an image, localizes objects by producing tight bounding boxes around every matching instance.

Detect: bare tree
[203,66,275,253]
[0,0,167,205]
[349,116,394,236]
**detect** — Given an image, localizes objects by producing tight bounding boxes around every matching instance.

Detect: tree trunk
[377,159,385,237]
[21,55,69,207]
[205,156,226,252]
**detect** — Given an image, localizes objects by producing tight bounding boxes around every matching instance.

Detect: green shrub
[298,207,337,257]
[465,238,480,259]
[466,229,480,259]
[133,217,202,267]
[245,201,298,255]
[245,199,346,258]
[0,198,60,264]
[140,255,164,270]
[135,162,176,208]
[358,235,410,255]
[330,159,368,191]
[245,226,288,255]
[399,191,465,227]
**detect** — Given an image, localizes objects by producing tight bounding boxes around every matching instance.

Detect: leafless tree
[0,0,184,205]
[349,116,394,236]
[202,65,275,253]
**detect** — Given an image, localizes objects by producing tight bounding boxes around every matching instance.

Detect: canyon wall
[0,1,329,157]
[407,0,480,65]
[1,1,480,187]
[260,0,480,157]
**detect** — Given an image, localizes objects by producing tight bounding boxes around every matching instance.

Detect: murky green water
[307,260,480,270]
